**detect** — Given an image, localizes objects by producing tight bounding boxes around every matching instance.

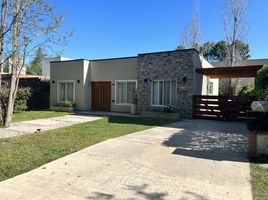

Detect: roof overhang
[196,65,263,78]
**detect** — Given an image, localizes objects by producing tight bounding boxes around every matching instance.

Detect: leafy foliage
[256,65,268,91]
[238,84,254,96]
[0,87,32,125]
[202,40,250,62]
[254,65,268,100]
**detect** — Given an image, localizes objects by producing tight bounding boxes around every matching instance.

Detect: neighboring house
[1,58,27,75]
[41,56,71,76]
[50,49,219,118]
[211,59,268,90]
[1,74,49,88]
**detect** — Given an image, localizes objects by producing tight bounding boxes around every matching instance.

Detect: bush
[255,65,268,100]
[239,84,255,96]
[57,100,73,107]
[0,87,32,125]
[14,87,32,113]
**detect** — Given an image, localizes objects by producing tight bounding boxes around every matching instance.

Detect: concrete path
[0,114,102,139]
[0,120,252,200]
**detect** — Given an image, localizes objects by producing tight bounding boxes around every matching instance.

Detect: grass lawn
[12,110,71,122]
[0,116,175,182]
[251,161,268,200]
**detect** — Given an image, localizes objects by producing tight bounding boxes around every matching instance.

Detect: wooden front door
[92,82,111,111]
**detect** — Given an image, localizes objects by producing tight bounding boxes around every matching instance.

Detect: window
[151,80,176,106]
[115,80,136,105]
[208,81,213,94]
[58,80,75,103]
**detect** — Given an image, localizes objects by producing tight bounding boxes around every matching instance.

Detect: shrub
[14,87,32,113]
[239,84,255,96]
[0,87,32,125]
[56,100,73,107]
[255,65,268,100]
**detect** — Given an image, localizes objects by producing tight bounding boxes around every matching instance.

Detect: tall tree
[201,40,250,62]
[180,0,202,51]
[223,0,248,95]
[3,0,71,127]
[200,41,215,60]
[27,47,45,75]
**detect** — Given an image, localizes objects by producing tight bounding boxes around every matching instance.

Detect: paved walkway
[0,120,252,200]
[0,114,102,139]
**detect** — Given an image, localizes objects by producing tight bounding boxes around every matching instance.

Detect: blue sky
[53,0,268,60]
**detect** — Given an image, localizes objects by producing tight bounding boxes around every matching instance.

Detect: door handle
[102,90,104,101]
[99,91,101,102]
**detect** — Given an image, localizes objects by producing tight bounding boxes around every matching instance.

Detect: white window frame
[115,80,137,106]
[57,80,75,103]
[150,80,177,107]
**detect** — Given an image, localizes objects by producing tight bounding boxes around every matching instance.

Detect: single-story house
[50,49,219,118]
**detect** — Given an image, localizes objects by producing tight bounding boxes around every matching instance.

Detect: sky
[52,0,268,60]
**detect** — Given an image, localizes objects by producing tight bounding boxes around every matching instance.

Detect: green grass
[12,110,71,122]
[251,161,268,200]
[0,116,176,181]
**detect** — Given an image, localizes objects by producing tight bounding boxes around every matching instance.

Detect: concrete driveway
[0,114,102,139]
[0,120,252,200]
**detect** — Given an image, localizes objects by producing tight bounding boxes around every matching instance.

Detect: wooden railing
[192,95,256,121]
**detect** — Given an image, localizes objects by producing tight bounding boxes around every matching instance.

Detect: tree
[223,0,248,95]
[176,45,185,50]
[2,0,71,127]
[200,40,250,62]
[200,41,215,60]
[180,0,202,51]
[27,47,45,75]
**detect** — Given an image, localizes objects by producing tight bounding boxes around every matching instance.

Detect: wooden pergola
[196,65,263,78]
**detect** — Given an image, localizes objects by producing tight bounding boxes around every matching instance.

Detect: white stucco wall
[192,54,219,95]
[42,56,71,76]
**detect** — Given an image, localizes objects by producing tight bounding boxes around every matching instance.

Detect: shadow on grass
[107,116,177,127]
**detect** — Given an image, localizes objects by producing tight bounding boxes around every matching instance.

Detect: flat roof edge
[50,59,90,64]
[138,48,199,56]
[91,56,138,62]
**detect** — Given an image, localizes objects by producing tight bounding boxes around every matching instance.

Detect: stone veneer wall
[137,50,197,118]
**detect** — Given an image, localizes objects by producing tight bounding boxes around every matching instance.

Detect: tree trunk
[0,0,7,91]
[4,0,19,127]
[0,0,8,125]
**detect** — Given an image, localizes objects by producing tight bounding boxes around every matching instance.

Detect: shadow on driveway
[162,120,250,162]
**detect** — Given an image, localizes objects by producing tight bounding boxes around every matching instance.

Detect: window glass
[59,82,66,102]
[208,81,213,94]
[116,81,136,104]
[58,81,74,103]
[67,82,74,102]
[151,80,176,106]
[152,81,158,105]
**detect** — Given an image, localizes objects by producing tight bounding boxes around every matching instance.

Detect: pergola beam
[196,65,263,78]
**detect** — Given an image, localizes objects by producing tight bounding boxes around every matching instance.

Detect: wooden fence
[192,95,256,121]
